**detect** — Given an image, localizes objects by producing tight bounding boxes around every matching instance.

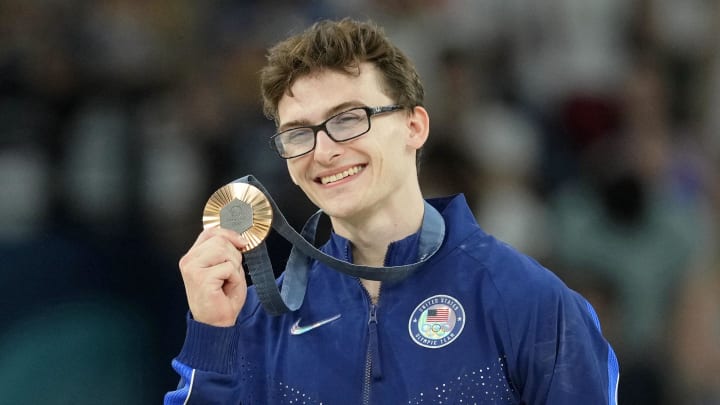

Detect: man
[165,18,619,404]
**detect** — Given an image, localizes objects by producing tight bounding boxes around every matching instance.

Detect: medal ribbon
[226,175,445,316]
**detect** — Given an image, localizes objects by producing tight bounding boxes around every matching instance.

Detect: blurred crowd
[1,0,719,403]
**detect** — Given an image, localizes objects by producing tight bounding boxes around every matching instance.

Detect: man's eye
[285,129,312,144]
[332,112,364,125]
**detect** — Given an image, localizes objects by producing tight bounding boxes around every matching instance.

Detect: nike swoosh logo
[290,314,342,335]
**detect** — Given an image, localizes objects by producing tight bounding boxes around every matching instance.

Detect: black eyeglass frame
[269,104,405,159]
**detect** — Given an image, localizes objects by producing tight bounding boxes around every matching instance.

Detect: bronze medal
[202,182,273,252]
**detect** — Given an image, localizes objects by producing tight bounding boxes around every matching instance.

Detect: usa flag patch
[408,295,465,348]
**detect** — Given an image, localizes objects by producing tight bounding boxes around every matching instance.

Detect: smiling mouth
[319,165,365,185]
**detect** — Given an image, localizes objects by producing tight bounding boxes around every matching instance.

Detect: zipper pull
[368,304,383,380]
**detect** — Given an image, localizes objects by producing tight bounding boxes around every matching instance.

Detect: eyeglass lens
[275,108,370,158]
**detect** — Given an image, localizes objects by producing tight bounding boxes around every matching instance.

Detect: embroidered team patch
[408,294,465,348]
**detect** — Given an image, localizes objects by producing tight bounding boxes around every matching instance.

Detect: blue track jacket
[165,195,619,404]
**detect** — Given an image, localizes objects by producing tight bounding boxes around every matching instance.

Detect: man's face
[276,63,426,221]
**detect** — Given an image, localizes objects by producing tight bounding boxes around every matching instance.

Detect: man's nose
[313,129,342,163]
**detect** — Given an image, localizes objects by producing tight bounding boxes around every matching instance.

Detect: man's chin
[315,198,360,220]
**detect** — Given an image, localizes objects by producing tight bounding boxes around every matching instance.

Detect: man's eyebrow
[277,101,365,132]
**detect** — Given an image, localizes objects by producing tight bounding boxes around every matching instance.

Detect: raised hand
[179,227,250,327]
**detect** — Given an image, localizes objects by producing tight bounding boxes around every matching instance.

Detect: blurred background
[1,0,719,403]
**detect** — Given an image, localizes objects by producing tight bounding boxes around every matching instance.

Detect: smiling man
[165,19,619,404]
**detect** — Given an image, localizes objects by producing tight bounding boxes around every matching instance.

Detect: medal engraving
[220,199,253,234]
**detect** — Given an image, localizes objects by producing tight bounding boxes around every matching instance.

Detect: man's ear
[406,106,430,151]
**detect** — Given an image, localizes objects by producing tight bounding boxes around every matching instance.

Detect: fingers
[188,237,241,268]
[191,226,249,251]
[193,260,243,292]
[178,227,250,326]
[182,227,247,266]
[181,258,248,327]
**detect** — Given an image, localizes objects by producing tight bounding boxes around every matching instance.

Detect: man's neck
[334,187,425,304]
[333,194,426,267]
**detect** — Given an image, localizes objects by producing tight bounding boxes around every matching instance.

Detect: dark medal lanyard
[203,175,446,316]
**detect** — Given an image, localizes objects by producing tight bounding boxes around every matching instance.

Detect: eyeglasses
[269,105,404,159]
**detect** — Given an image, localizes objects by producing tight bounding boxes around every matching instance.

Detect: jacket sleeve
[506,283,620,404]
[163,317,245,405]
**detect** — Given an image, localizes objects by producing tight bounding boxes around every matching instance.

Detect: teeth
[321,166,363,185]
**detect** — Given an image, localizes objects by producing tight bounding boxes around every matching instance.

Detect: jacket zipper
[355,243,388,404]
[363,304,382,405]
[362,302,382,405]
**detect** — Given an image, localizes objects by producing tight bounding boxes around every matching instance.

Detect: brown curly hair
[259,18,424,123]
